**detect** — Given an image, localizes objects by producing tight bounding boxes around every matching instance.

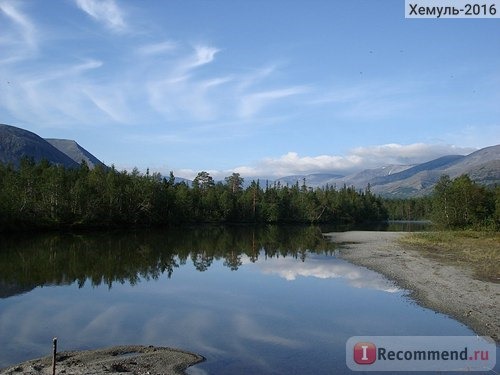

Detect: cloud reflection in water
[253,255,399,293]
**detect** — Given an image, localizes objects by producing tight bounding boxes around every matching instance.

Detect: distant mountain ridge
[45,138,105,169]
[273,145,500,197]
[0,124,104,169]
[374,145,500,197]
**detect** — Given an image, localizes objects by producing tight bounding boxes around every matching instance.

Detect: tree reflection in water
[0,225,338,296]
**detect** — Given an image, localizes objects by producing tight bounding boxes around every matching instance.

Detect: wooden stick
[52,337,57,375]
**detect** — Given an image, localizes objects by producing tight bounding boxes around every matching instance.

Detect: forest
[1,159,498,231]
[0,159,387,230]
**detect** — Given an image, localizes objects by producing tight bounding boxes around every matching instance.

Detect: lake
[0,225,494,374]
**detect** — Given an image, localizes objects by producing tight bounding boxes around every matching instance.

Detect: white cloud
[239,86,308,119]
[75,0,126,32]
[28,59,102,85]
[237,65,277,91]
[137,143,476,181]
[136,41,178,56]
[0,0,37,59]
[190,45,220,68]
[0,57,110,126]
[232,152,360,177]
[82,87,132,123]
[310,81,419,120]
[145,44,228,121]
[229,143,476,178]
[0,4,307,129]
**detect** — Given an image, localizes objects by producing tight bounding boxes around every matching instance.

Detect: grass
[399,231,500,283]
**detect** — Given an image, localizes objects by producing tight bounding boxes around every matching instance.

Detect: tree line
[383,175,500,230]
[2,158,497,231]
[0,159,387,230]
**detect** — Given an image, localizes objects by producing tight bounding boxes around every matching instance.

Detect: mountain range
[273,145,500,197]
[1,123,499,198]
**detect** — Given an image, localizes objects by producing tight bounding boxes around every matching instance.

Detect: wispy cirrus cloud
[82,87,133,124]
[237,65,277,91]
[27,59,102,85]
[75,0,126,32]
[0,2,312,129]
[136,41,178,56]
[145,45,232,121]
[309,79,424,121]
[238,86,309,119]
[0,0,37,61]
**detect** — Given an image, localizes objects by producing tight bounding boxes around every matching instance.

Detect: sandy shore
[326,231,500,342]
[0,345,204,375]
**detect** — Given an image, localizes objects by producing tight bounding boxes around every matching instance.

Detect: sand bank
[0,345,204,375]
[326,231,499,342]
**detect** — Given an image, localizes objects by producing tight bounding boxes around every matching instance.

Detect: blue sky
[0,0,499,179]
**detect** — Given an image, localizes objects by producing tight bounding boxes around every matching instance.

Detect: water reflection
[252,255,398,292]
[0,225,482,374]
[0,226,337,297]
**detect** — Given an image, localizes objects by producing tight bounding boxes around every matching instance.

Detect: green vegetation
[383,175,499,230]
[400,231,500,282]
[383,196,433,221]
[384,175,499,283]
[432,175,498,229]
[0,159,387,231]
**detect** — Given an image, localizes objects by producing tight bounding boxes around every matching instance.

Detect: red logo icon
[354,342,377,365]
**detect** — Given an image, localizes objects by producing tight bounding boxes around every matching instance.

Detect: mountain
[45,138,105,169]
[0,124,78,168]
[326,164,413,189]
[370,145,500,197]
[0,124,104,169]
[273,145,500,198]
[370,155,465,186]
[442,145,500,179]
[372,145,500,198]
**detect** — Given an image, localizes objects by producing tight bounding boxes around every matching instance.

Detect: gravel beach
[326,231,500,342]
[0,345,204,375]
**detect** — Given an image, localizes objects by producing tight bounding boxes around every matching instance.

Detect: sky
[0,0,499,180]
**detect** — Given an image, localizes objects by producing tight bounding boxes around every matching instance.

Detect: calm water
[0,226,496,374]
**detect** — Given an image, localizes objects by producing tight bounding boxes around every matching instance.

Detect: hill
[0,124,79,168]
[0,124,104,169]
